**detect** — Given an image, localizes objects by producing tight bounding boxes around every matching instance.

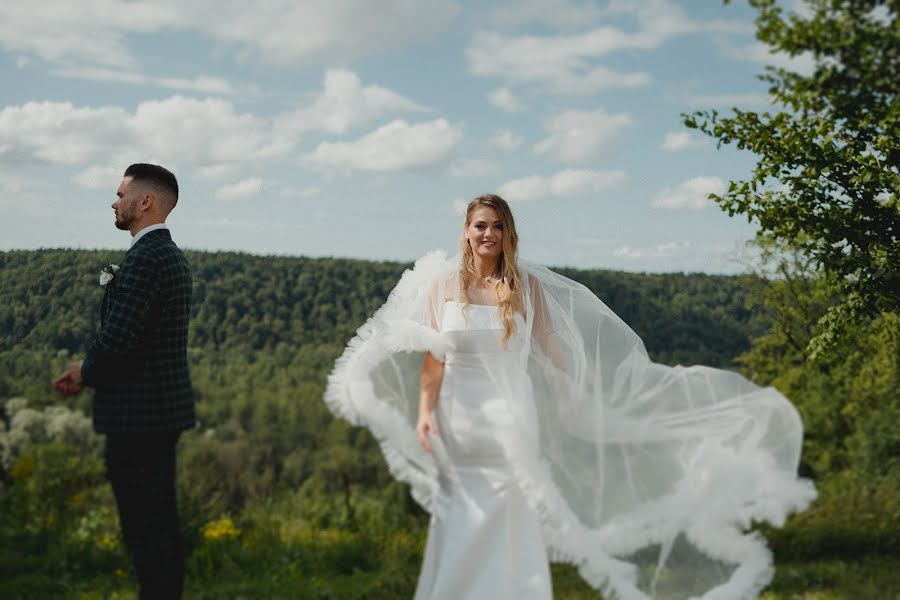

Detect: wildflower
[202,517,241,541]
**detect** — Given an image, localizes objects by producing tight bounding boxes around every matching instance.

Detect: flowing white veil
[325,250,815,600]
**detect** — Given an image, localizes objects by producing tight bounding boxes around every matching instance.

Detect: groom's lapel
[100,281,113,325]
[100,252,127,325]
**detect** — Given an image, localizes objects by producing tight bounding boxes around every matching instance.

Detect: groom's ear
[139,191,156,213]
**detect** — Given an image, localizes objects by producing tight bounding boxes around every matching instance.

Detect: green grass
[5,556,895,599]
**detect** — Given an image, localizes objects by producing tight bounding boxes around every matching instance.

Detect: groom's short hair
[124,163,179,208]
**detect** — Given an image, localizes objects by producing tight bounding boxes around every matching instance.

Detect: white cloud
[659,131,705,152]
[449,157,498,178]
[0,97,277,175]
[216,178,263,201]
[652,176,726,210]
[73,165,121,190]
[467,0,749,96]
[304,119,464,173]
[0,1,167,68]
[738,41,815,75]
[489,129,523,151]
[487,87,525,112]
[498,169,625,203]
[198,164,241,182]
[467,30,651,95]
[276,69,425,137]
[613,240,692,259]
[131,96,272,165]
[49,66,237,95]
[487,0,604,28]
[534,109,632,163]
[193,0,461,66]
[0,0,460,68]
[0,101,132,165]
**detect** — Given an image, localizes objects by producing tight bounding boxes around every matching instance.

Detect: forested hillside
[0,248,762,363]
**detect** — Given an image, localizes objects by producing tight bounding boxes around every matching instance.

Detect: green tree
[685,0,899,358]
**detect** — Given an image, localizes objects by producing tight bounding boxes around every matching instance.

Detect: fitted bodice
[440,301,525,359]
[441,301,503,331]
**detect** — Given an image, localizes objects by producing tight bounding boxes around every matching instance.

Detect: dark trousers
[105,432,184,600]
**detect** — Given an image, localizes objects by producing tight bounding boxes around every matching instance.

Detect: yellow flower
[202,517,241,542]
[115,569,126,578]
[99,534,119,551]
[70,491,86,505]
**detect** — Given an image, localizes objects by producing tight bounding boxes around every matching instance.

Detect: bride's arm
[417,276,446,453]
[417,352,444,453]
[529,274,567,373]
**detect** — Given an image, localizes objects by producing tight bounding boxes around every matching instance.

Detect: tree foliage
[685,0,900,357]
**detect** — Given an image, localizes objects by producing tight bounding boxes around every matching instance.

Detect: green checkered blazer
[81,229,196,433]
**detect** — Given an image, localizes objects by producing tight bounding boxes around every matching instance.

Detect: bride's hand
[416,411,439,453]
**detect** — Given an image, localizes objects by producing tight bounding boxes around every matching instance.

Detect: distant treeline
[0,248,764,366]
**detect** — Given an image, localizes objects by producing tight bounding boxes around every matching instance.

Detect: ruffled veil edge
[325,251,816,600]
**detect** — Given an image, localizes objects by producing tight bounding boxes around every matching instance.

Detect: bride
[325,194,815,600]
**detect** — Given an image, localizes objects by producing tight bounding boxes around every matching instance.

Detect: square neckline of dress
[444,299,499,308]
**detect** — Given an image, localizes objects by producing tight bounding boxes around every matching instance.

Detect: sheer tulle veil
[325,250,815,600]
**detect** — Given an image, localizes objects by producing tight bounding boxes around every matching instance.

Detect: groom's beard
[115,207,136,230]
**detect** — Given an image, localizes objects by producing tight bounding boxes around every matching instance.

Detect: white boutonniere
[99,263,120,286]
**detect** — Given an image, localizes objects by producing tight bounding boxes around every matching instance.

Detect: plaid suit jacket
[82,229,196,433]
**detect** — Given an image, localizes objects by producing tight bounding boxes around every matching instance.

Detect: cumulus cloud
[489,129,523,152]
[276,69,425,137]
[466,0,747,96]
[216,178,263,201]
[304,119,464,173]
[498,169,625,203]
[652,176,725,210]
[0,0,460,68]
[659,131,705,152]
[0,101,133,165]
[0,97,278,189]
[41,70,409,187]
[193,0,460,66]
[487,87,525,112]
[534,109,632,163]
[467,30,651,95]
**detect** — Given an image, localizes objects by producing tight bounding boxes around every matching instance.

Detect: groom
[54,163,195,599]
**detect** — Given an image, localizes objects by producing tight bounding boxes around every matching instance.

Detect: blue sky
[0,0,812,273]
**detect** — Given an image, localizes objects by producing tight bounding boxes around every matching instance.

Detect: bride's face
[466,206,504,260]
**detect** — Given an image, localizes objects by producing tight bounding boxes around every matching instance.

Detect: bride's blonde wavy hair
[459,194,524,347]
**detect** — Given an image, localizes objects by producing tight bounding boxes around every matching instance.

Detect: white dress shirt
[130,223,168,248]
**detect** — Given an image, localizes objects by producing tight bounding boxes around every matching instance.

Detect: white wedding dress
[414,301,552,599]
[325,252,816,600]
